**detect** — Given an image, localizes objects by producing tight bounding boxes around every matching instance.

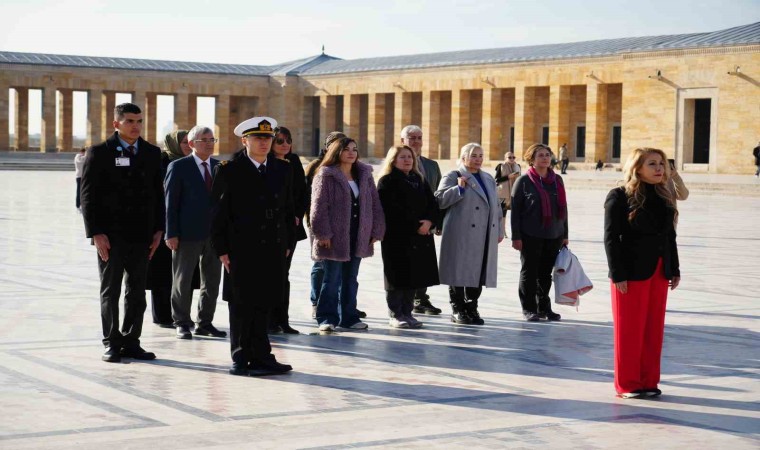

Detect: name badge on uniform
[115,157,131,167]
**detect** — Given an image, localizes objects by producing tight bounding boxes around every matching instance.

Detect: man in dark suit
[401,124,443,316]
[80,103,163,363]
[211,116,295,376]
[165,126,226,340]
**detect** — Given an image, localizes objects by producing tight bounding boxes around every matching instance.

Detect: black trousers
[75,177,82,208]
[518,235,563,314]
[150,286,172,324]
[229,302,272,365]
[98,236,149,349]
[448,286,483,311]
[386,289,415,318]
[414,287,429,301]
[269,241,296,327]
[561,159,569,173]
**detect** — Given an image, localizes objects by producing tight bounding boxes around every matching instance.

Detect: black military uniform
[80,130,163,361]
[211,117,295,376]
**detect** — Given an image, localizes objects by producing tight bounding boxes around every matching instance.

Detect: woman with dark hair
[604,147,680,399]
[377,146,439,328]
[310,137,385,332]
[267,126,306,334]
[511,143,569,322]
[146,130,196,328]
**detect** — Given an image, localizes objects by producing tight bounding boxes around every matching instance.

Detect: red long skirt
[610,258,669,394]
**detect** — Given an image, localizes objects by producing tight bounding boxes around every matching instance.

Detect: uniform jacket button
[471,224,475,228]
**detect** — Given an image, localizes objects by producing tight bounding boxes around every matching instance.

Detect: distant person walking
[559,143,569,174]
[753,141,760,177]
[494,151,521,229]
[74,148,86,210]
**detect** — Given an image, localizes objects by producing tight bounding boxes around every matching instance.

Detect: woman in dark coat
[267,126,307,334]
[377,146,439,329]
[146,130,198,327]
[604,147,680,399]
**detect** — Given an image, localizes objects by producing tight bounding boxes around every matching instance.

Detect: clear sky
[2,0,758,139]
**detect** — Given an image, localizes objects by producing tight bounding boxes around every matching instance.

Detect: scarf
[163,130,189,161]
[526,166,567,227]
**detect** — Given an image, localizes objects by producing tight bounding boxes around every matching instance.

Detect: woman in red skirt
[604,148,681,399]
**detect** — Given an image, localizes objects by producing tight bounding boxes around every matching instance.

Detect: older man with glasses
[165,126,226,340]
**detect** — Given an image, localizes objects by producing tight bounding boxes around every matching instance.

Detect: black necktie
[202,162,212,192]
[258,164,266,176]
[125,145,135,157]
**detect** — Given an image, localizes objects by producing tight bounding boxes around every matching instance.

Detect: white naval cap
[234,116,278,137]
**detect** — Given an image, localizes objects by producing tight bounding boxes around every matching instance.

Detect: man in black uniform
[211,116,295,376]
[80,103,163,363]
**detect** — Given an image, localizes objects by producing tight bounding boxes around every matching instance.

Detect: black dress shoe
[229,362,249,376]
[102,347,121,363]
[121,346,156,360]
[194,323,227,338]
[250,358,293,374]
[267,325,283,334]
[524,312,541,322]
[280,324,300,334]
[176,325,193,340]
[544,311,561,321]
[451,311,472,324]
[357,309,367,319]
[468,309,485,325]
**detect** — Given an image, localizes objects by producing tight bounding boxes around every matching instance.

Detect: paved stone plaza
[1,170,758,449]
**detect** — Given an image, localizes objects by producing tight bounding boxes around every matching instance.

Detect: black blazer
[604,186,680,282]
[211,152,295,306]
[284,152,308,243]
[80,132,164,244]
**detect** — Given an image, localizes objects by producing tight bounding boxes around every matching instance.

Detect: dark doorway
[509,126,515,152]
[576,126,586,158]
[693,99,711,164]
[541,126,549,145]
[612,126,621,159]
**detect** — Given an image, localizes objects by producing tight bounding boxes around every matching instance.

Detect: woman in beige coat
[494,151,521,225]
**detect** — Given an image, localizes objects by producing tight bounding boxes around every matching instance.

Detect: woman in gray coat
[436,143,504,325]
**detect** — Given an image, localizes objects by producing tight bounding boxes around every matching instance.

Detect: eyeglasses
[275,138,292,145]
[507,156,516,159]
[194,138,218,144]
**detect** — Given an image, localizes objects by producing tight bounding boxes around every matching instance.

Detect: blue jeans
[310,260,324,306]
[316,256,361,327]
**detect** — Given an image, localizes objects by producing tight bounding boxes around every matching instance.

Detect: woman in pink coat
[310,137,385,332]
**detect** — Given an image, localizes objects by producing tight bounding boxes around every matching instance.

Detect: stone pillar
[367,93,386,158]
[57,88,73,151]
[187,94,198,128]
[40,86,57,152]
[135,91,157,144]
[482,88,503,160]
[586,83,608,163]
[549,85,571,155]
[100,91,115,142]
[450,89,471,157]
[0,82,9,151]
[393,91,412,146]
[14,87,29,150]
[344,94,362,146]
[86,89,102,147]
[318,95,337,151]
[514,85,536,158]
[215,93,231,155]
[174,92,189,131]
[421,90,440,159]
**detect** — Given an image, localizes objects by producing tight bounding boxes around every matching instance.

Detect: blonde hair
[379,146,422,178]
[622,147,678,225]
[524,143,552,166]
[459,143,483,162]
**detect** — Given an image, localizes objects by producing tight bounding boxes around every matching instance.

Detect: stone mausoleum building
[1,22,758,173]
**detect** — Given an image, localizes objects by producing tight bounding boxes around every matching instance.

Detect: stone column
[187,94,197,128]
[215,93,231,155]
[40,86,57,152]
[0,82,9,151]
[100,91,115,142]
[421,90,440,159]
[318,95,337,151]
[549,85,571,154]
[174,92,189,131]
[482,88,503,160]
[137,91,157,144]
[344,94,362,146]
[450,89,471,157]
[514,85,536,158]
[57,88,73,151]
[367,93,386,158]
[586,83,608,163]
[86,89,102,148]
[393,91,412,146]
[14,87,29,150]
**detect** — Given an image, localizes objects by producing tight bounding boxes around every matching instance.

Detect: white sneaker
[406,315,423,329]
[344,321,368,330]
[389,317,410,328]
[318,323,335,332]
